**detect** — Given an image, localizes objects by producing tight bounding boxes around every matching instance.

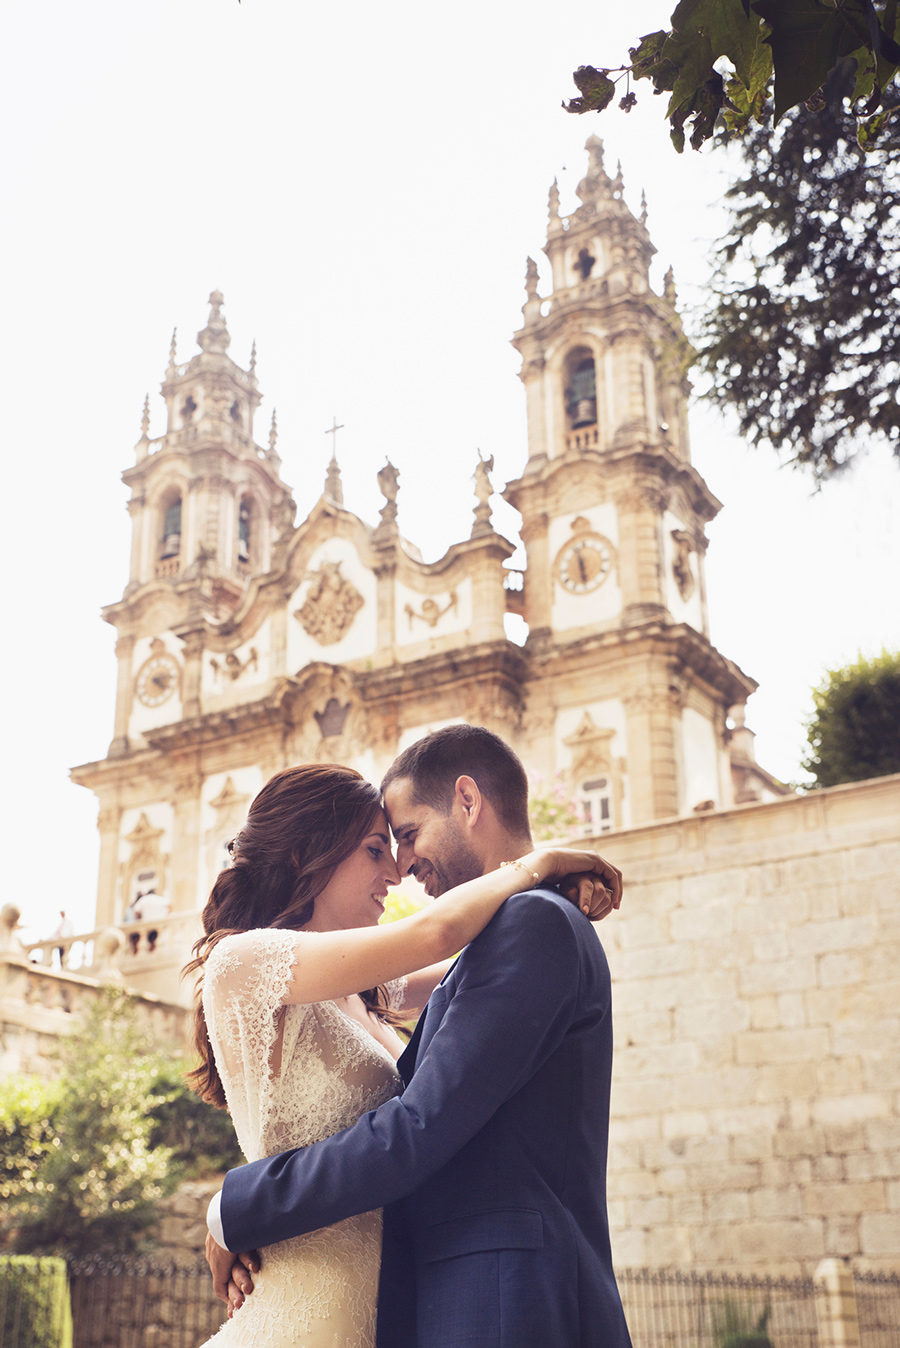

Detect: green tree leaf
[752,0,869,119]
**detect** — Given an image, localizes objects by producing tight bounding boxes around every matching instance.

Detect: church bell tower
[506,138,758,825]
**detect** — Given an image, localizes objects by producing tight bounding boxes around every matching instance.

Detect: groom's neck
[478,830,534,875]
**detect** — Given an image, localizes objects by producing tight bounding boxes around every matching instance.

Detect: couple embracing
[188,724,632,1348]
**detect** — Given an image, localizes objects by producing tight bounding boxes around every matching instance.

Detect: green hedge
[0,1255,73,1348]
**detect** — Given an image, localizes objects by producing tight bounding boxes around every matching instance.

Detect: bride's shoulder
[204,927,309,986]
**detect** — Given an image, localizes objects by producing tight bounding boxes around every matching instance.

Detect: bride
[187,762,616,1347]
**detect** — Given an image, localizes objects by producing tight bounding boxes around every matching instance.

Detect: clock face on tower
[135,651,181,707]
[555,533,614,593]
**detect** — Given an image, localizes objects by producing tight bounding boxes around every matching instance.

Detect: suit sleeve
[220,891,586,1251]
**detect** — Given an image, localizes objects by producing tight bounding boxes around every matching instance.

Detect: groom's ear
[452,775,483,828]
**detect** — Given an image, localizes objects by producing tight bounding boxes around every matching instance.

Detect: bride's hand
[523,847,623,921]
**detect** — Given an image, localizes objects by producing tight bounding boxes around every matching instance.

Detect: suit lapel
[397,955,461,1085]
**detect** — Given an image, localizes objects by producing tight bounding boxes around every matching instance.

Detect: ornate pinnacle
[613,160,624,196]
[471,451,494,538]
[268,408,278,452]
[325,451,344,506]
[524,256,539,299]
[640,189,648,225]
[140,393,150,438]
[197,289,231,353]
[167,328,178,372]
[548,178,560,221]
[663,266,677,305]
[249,339,257,375]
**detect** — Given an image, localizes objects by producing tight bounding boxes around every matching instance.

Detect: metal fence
[1,1256,898,1347]
[67,1256,225,1348]
[857,1271,900,1348]
[619,1267,819,1347]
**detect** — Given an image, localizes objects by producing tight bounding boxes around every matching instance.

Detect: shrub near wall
[0,1255,73,1348]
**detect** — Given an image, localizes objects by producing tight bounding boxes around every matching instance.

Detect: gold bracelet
[501,858,540,887]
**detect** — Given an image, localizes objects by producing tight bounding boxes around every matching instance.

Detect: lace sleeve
[202,928,309,1158]
[384,976,408,1011]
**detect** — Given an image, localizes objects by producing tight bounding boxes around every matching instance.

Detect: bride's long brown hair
[184,763,401,1107]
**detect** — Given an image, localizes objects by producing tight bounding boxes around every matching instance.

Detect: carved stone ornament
[120,812,169,913]
[406,592,458,629]
[671,529,695,601]
[294,561,364,646]
[210,647,258,682]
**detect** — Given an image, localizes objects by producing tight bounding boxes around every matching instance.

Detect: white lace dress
[198,928,404,1348]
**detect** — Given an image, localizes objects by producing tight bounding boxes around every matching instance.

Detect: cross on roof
[324,416,344,457]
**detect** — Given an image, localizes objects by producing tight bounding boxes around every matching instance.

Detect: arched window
[237,497,252,563]
[160,494,182,559]
[564,349,597,429]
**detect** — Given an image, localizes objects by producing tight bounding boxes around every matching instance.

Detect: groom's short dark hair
[381,724,530,834]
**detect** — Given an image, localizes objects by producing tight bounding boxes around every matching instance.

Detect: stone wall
[599,772,900,1274]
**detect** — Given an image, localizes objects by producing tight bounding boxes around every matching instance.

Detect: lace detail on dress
[200,929,403,1347]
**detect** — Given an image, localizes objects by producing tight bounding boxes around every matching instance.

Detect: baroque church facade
[71,136,784,939]
[6,137,897,1274]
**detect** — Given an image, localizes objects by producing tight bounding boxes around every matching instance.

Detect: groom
[208,724,632,1347]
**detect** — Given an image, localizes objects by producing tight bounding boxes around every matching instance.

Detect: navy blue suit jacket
[221,889,632,1348]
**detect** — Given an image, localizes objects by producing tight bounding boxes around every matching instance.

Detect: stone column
[95,803,123,929]
[520,512,550,634]
[126,495,146,586]
[109,634,136,757]
[814,1259,861,1348]
[623,687,680,822]
[178,628,206,719]
[614,484,668,624]
[374,558,397,661]
[171,763,203,913]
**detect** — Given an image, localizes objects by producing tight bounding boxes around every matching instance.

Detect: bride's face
[310,810,402,931]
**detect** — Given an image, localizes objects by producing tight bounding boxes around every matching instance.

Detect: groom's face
[383,775,483,898]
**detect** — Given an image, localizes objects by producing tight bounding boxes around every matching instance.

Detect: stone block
[761,1155,813,1188]
[816,950,863,987]
[626,1193,671,1227]
[791,916,877,957]
[675,998,750,1040]
[824,1216,862,1259]
[845,1150,900,1182]
[739,955,817,997]
[817,1056,864,1094]
[750,1185,804,1220]
[736,1026,830,1065]
[749,995,780,1030]
[670,900,735,943]
[811,1093,890,1127]
[775,991,807,1029]
[803,1180,885,1216]
[860,1211,900,1256]
[811,1153,846,1183]
[705,1189,751,1222]
[730,1131,775,1163]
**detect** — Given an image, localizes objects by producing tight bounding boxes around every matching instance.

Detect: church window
[579,776,613,834]
[230,400,241,423]
[238,497,252,563]
[564,349,597,429]
[160,495,182,559]
[180,394,197,422]
[575,247,595,281]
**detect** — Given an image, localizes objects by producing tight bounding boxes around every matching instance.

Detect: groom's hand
[205,1231,259,1312]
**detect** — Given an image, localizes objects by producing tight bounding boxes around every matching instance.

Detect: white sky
[4,0,897,942]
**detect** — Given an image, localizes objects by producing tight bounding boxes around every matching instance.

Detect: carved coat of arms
[294,561,364,645]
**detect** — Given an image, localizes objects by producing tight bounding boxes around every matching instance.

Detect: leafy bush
[0,1255,72,1348]
[11,989,177,1255]
[0,1078,62,1244]
[803,650,900,787]
[148,1060,243,1175]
